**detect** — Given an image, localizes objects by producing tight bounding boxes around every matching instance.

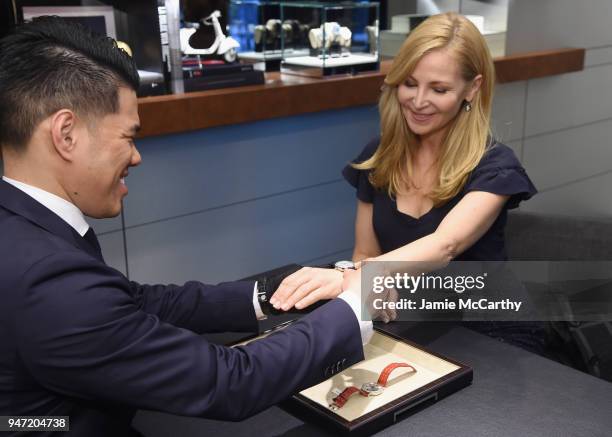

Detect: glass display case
[229,0,311,71]
[10,0,167,96]
[279,1,380,77]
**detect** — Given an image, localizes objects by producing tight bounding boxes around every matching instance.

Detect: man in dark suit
[0,17,373,436]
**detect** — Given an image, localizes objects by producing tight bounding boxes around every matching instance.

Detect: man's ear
[466,74,483,102]
[49,109,80,161]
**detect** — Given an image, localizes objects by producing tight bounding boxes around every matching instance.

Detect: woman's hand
[270,267,344,311]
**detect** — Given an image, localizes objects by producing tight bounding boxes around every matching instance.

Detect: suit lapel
[0,180,102,261]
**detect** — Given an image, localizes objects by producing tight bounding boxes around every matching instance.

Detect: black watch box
[233,323,472,436]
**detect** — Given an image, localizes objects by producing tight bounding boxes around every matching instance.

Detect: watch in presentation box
[234,325,472,436]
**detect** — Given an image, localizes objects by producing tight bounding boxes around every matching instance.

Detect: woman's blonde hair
[355,12,495,206]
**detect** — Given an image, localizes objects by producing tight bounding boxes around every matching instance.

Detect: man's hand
[270,267,343,310]
[269,265,398,324]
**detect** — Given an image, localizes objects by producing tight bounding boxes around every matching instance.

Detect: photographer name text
[372,298,523,312]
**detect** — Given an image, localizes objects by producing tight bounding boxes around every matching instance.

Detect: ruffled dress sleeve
[464,143,537,209]
[342,138,379,203]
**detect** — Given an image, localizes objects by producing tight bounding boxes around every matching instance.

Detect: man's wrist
[256,266,329,315]
[337,290,373,345]
[337,289,366,321]
[253,282,267,320]
[256,278,276,316]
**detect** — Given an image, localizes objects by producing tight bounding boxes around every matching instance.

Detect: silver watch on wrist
[334,260,356,272]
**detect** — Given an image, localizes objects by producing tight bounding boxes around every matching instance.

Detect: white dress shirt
[337,290,374,345]
[2,176,371,343]
[3,176,89,236]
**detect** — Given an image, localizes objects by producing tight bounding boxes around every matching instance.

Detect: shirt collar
[2,176,90,237]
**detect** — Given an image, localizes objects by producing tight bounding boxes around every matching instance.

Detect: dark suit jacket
[0,180,364,436]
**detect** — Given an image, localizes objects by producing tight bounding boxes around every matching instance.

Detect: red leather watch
[377,362,415,386]
[329,362,416,410]
[329,386,360,409]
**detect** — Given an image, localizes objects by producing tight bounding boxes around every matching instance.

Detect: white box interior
[236,329,460,422]
[299,331,460,421]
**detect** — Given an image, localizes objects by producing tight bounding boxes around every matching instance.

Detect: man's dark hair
[0,16,140,151]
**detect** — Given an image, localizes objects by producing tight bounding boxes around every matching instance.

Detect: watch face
[360,382,384,396]
[334,260,355,270]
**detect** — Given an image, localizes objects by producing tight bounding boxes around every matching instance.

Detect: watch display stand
[234,326,472,436]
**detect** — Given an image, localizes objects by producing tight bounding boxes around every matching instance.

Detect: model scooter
[180,10,239,63]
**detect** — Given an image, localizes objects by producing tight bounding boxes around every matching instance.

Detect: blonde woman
[271,13,542,351]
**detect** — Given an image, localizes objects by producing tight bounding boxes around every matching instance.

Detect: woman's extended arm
[376,191,508,265]
[271,191,508,310]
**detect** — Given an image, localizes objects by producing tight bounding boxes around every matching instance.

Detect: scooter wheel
[224,48,237,63]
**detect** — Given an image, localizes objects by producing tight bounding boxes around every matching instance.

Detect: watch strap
[330,386,361,409]
[377,362,416,386]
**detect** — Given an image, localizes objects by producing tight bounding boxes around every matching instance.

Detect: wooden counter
[137,47,584,138]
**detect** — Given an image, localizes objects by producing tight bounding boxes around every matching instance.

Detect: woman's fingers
[365,285,398,323]
[384,288,399,322]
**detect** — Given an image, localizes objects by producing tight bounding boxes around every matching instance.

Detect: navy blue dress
[343,138,537,261]
[343,138,545,353]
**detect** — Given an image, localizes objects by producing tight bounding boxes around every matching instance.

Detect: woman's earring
[464,101,472,113]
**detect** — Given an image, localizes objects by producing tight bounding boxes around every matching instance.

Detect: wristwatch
[329,362,416,410]
[334,260,356,272]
